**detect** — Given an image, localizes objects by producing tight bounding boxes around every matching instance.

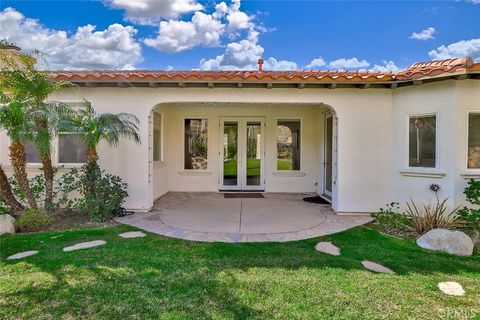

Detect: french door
[220,117,265,191]
[323,113,334,197]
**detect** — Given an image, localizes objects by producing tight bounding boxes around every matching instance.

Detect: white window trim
[153,111,164,163]
[465,110,480,172]
[404,111,440,173]
[275,117,303,172]
[183,117,209,171]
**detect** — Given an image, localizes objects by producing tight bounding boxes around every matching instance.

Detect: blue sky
[1,0,479,71]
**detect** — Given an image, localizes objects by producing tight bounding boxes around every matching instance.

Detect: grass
[223,159,293,177]
[1,226,479,319]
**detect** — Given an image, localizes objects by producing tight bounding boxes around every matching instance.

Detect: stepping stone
[63,240,106,252]
[362,260,395,274]
[7,250,38,260]
[315,242,341,256]
[438,282,465,296]
[50,235,63,239]
[119,231,146,238]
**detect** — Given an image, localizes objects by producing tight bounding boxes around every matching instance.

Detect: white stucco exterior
[1,79,478,214]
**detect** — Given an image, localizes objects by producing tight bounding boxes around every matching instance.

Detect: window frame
[405,112,440,171]
[152,111,164,163]
[54,101,87,166]
[466,110,480,171]
[275,117,303,172]
[183,117,209,171]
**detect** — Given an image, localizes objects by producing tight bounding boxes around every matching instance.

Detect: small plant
[373,202,412,235]
[14,208,53,232]
[405,184,459,234]
[457,179,480,230]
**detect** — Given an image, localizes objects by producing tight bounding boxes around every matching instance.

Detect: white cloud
[410,27,436,41]
[227,11,250,29]
[199,30,296,71]
[370,60,400,72]
[0,7,142,70]
[104,0,203,25]
[305,57,326,69]
[144,12,224,52]
[327,57,370,69]
[428,38,480,61]
[263,57,297,71]
[145,0,255,52]
[465,0,480,4]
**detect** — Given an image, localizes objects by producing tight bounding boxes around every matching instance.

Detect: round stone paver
[7,250,38,260]
[315,242,340,256]
[438,282,465,296]
[119,231,146,238]
[362,260,395,274]
[63,240,106,252]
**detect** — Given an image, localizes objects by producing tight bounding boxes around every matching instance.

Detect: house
[2,46,480,214]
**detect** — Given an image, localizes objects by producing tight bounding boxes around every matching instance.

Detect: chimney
[257,58,264,72]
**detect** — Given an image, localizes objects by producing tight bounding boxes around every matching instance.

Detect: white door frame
[219,117,265,191]
[323,112,334,197]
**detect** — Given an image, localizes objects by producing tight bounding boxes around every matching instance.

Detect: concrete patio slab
[115,192,373,243]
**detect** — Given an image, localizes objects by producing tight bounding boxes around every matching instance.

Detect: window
[277,120,301,170]
[184,119,208,170]
[25,141,41,164]
[408,114,437,168]
[58,134,87,164]
[153,112,162,162]
[468,113,480,169]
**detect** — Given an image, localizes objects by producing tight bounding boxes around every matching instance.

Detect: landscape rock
[63,240,106,252]
[0,214,15,235]
[362,260,395,274]
[438,282,465,296]
[7,250,38,260]
[315,242,341,256]
[417,229,474,256]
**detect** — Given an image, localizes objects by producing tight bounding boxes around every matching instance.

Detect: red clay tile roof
[49,57,479,84]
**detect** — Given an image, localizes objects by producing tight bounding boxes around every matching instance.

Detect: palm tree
[64,101,141,165]
[0,48,72,208]
[0,96,37,209]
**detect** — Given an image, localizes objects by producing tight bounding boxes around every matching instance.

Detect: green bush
[372,202,412,235]
[14,208,53,232]
[58,163,128,223]
[457,179,480,230]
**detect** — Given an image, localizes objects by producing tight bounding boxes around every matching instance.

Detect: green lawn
[224,159,292,177]
[1,226,479,319]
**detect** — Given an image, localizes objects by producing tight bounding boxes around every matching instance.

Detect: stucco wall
[3,80,475,214]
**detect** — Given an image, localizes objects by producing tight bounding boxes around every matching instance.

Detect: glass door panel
[324,115,333,196]
[223,121,239,187]
[245,122,262,186]
[220,117,264,191]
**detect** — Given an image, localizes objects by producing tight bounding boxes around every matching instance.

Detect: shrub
[457,179,480,230]
[405,197,459,234]
[373,202,412,235]
[57,163,128,223]
[14,208,53,232]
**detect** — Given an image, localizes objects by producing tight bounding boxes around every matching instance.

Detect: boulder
[0,214,15,235]
[417,229,474,256]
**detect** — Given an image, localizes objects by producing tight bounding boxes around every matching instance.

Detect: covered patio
[115,192,372,242]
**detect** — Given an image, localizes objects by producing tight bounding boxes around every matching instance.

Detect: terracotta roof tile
[49,57,479,84]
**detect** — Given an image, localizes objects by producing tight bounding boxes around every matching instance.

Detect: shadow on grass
[1,225,479,319]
